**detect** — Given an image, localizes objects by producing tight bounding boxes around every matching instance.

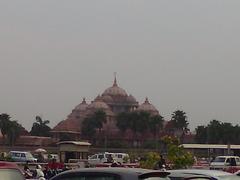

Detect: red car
[0,161,25,180]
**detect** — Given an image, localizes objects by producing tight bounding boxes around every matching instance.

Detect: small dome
[127,94,137,103]
[137,97,159,115]
[88,96,110,110]
[101,95,113,103]
[75,98,88,111]
[102,77,128,97]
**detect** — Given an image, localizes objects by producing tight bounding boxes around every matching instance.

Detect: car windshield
[0,169,24,180]
[213,157,226,162]
[25,152,34,158]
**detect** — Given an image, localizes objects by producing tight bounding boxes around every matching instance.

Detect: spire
[144,97,150,104]
[82,97,86,104]
[113,72,118,86]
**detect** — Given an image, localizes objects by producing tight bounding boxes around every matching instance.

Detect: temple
[52,76,162,145]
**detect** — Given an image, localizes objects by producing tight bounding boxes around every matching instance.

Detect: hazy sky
[1,1,240,131]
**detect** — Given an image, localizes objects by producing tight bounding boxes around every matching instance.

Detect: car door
[235,158,240,166]
[20,153,26,162]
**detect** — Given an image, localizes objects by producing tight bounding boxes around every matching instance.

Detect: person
[107,154,114,163]
[158,155,166,170]
[35,164,45,180]
[24,162,33,179]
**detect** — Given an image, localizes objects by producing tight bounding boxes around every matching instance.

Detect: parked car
[88,152,116,165]
[210,156,240,170]
[0,161,25,180]
[168,169,240,180]
[9,151,37,162]
[114,153,130,163]
[50,167,170,180]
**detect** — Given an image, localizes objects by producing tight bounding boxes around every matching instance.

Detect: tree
[0,113,12,145]
[195,125,207,144]
[207,120,222,143]
[171,110,189,143]
[92,110,107,132]
[162,135,194,169]
[149,115,164,149]
[30,116,51,137]
[7,121,22,146]
[81,117,97,139]
[137,111,150,134]
[116,112,130,133]
[81,110,107,142]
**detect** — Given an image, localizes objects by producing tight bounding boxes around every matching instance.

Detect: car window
[214,157,226,162]
[25,152,33,158]
[90,155,97,159]
[117,155,122,158]
[21,153,26,158]
[98,154,104,159]
[0,169,25,180]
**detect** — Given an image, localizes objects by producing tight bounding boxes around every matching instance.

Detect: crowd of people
[23,159,68,180]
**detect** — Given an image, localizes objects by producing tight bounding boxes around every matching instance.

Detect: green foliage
[171,110,189,142]
[161,135,180,145]
[195,120,240,144]
[30,116,51,137]
[81,110,107,139]
[0,114,12,144]
[116,111,164,138]
[128,152,139,163]
[167,144,194,169]
[149,115,164,136]
[7,121,22,146]
[116,112,129,132]
[162,135,194,169]
[140,152,160,169]
[0,113,23,146]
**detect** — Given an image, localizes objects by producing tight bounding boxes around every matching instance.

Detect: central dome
[102,77,128,97]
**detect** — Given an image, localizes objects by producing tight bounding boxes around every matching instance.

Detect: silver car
[168,169,240,180]
[50,167,170,180]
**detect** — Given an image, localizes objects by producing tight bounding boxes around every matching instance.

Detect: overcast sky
[1,1,240,131]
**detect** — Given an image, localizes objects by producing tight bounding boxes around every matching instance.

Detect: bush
[140,152,160,169]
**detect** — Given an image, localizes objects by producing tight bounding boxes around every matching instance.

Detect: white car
[210,156,240,170]
[9,151,37,162]
[114,153,130,163]
[88,152,115,165]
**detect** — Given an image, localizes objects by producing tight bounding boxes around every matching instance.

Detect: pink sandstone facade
[52,77,162,144]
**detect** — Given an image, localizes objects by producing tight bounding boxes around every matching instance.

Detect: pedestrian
[158,155,166,170]
[36,164,45,180]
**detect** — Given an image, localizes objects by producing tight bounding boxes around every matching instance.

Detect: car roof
[10,151,28,153]
[216,156,239,158]
[53,167,169,179]
[169,169,232,177]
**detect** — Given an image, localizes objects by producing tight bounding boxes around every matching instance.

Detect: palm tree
[7,121,22,146]
[171,110,189,143]
[81,110,107,145]
[0,113,11,145]
[93,110,107,132]
[30,116,51,137]
[81,117,96,140]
